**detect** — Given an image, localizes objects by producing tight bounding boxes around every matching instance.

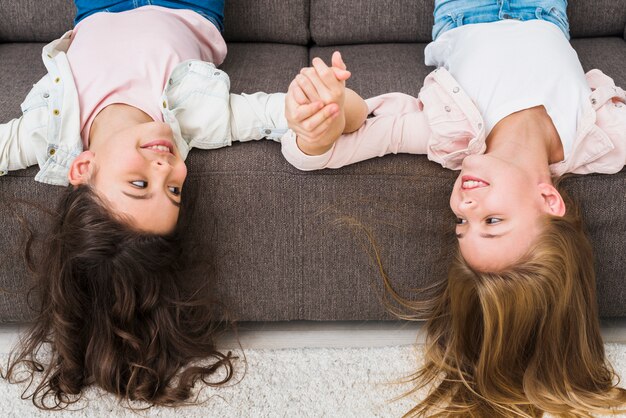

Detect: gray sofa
[0,0,625,323]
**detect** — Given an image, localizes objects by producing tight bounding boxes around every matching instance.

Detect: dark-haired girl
[0,0,290,409]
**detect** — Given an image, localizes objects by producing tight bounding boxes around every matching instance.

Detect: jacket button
[43,93,50,99]
[444,105,451,112]
[53,109,60,116]
[453,87,460,93]
[54,77,61,83]
[49,149,56,156]
[264,129,272,135]
[591,98,597,105]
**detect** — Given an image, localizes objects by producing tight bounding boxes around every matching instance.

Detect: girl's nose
[153,158,169,167]
[459,198,476,210]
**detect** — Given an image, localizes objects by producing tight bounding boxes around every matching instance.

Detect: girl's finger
[330,51,351,81]
[332,67,351,81]
[293,101,324,123]
[302,64,335,103]
[311,57,338,88]
[309,111,340,138]
[296,73,322,103]
[290,82,310,105]
[298,103,338,133]
[331,51,346,70]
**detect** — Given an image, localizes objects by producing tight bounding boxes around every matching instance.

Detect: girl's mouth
[461,175,490,190]
[141,140,174,154]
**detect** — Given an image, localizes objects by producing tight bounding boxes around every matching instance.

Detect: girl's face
[449,154,551,272]
[70,121,187,234]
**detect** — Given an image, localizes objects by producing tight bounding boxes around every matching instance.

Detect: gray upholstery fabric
[224,0,310,45]
[567,0,626,38]
[220,43,307,93]
[571,38,626,88]
[311,44,431,98]
[0,44,47,120]
[561,172,626,318]
[0,1,74,42]
[0,1,310,44]
[310,0,433,45]
[0,169,60,322]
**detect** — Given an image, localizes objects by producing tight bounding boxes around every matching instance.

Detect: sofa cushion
[224,0,310,45]
[0,1,74,42]
[221,43,308,93]
[310,0,626,46]
[0,43,47,120]
[571,38,626,87]
[568,0,626,38]
[311,0,433,46]
[0,1,311,45]
[2,153,625,322]
[311,44,431,99]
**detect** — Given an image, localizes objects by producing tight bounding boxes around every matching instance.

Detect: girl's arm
[0,116,43,177]
[281,92,430,170]
[228,92,289,142]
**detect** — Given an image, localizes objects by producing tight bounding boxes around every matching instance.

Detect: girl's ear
[68,151,95,186]
[538,183,566,217]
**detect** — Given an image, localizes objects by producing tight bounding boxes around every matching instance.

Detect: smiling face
[449,154,557,272]
[69,121,187,234]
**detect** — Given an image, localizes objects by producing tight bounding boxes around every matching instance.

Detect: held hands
[286,51,351,155]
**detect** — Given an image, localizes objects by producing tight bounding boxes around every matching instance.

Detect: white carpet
[0,344,625,417]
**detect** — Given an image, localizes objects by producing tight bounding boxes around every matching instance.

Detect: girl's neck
[485,106,563,183]
[89,104,152,147]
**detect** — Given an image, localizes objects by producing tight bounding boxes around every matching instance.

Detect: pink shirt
[281,68,626,177]
[66,6,227,147]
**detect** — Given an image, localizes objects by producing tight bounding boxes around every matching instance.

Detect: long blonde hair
[379,189,626,417]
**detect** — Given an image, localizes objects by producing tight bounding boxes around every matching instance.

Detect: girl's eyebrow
[122,191,181,208]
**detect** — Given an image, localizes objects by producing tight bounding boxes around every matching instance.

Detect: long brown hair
[378,187,626,417]
[2,185,235,409]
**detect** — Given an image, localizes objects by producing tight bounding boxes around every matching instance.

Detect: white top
[66,6,227,147]
[424,19,590,159]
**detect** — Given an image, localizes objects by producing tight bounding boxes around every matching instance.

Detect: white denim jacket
[0,31,288,186]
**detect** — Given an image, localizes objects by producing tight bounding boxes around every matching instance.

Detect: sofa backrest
[0,0,311,44]
[1,0,624,44]
[309,0,626,46]
[0,0,74,42]
[224,0,310,45]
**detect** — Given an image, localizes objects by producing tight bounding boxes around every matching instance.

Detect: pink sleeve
[281,92,431,170]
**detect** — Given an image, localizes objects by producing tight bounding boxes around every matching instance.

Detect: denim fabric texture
[432,0,570,40]
[73,0,225,32]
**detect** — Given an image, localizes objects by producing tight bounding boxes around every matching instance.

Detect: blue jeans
[432,0,570,40]
[74,0,225,32]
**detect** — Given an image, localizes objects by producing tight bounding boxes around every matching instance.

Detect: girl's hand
[285,52,351,155]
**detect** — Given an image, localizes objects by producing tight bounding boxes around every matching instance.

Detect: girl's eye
[131,180,148,188]
[455,217,467,225]
[168,186,181,196]
[486,217,502,225]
